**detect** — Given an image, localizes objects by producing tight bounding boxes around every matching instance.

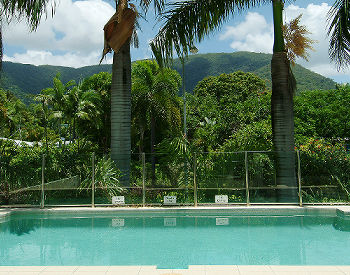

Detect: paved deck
[1,265,350,275]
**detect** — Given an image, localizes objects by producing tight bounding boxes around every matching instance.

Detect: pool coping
[2,204,350,215]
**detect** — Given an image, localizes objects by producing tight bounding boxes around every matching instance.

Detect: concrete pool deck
[1,205,350,274]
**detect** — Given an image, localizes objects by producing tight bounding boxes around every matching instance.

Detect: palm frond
[282,14,316,66]
[139,0,165,15]
[327,0,350,70]
[0,0,57,30]
[150,0,270,65]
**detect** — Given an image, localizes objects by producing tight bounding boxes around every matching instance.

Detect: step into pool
[1,209,350,268]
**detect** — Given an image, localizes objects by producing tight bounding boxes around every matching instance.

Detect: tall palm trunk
[111,39,131,186]
[271,0,297,202]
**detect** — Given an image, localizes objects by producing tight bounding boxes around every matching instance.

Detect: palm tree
[327,0,350,70]
[132,60,181,179]
[150,0,298,201]
[0,0,57,70]
[63,83,101,146]
[44,75,75,144]
[34,92,53,154]
[101,0,166,185]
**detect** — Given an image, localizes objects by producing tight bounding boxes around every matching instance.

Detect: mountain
[171,52,337,93]
[0,51,336,103]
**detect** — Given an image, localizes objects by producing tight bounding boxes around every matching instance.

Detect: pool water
[1,211,350,268]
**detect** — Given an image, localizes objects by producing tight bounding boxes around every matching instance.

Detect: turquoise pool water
[0,210,350,268]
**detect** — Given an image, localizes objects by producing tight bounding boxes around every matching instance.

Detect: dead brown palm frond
[282,14,317,66]
[100,7,137,63]
[117,0,128,23]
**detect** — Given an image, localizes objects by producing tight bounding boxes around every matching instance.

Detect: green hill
[171,52,337,93]
[0,51,336,103]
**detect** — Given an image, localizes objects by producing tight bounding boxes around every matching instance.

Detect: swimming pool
[1,208,350,268]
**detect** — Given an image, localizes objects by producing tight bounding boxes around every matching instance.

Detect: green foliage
[0,89,46,140]
[80,72,112,151]
[297,138,350,202]
[0,140,97,204]
[294,84,350,142]
[188,71,270,151]
[81,155,123,199]
[131,60,182,154]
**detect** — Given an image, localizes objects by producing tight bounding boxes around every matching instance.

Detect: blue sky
[2,0,349,83]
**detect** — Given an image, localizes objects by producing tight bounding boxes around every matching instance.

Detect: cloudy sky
[2,0,350,83]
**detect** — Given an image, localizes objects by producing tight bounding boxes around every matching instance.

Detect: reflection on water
[0,213,350,267]
[333,217,350,232]
[0,217,39,236]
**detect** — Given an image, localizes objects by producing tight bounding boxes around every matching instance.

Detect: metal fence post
[245,151,250,206]
[193,153,197,207]
[142,153,146,207]
[92,152,95,208]
[297,150,303,207]
[41,154,45,209]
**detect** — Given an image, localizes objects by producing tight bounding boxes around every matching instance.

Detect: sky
[2,0,350,83]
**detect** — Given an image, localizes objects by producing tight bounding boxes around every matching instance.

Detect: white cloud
[3,0,115,67]
[284,3,349,81]
[219,12,274,54]
[4,50,113,68]
[219,3,350,81]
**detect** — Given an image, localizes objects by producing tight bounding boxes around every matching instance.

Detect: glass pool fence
[1,150,349,207]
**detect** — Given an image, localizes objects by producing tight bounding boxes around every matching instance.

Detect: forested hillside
[171,52,337,93]
[0,51,336,103]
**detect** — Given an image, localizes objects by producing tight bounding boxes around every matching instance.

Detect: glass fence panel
[300,150,350,204]
[249,151,299,204]
[44,149,88,206]
[196,152,245,188]
[141,153,193,205]
[196,152,246,204]
[93,153,143,205]
[0,142,42,206]
[143,153,193,188]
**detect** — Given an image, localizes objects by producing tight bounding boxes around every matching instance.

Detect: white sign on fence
[112,196,125,205]
[215,195,228,204]
[112,218,125,227]
[164,218,177,227]
[216,218,229,226]
[164,196,177,205]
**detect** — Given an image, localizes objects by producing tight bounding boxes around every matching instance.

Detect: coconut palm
[132,60,181,154]
[63,83,101,145]
[0,0,57,70]
[101,0,166,185]
[151,0,298,201]
[34,92,53,154]
[132,60,181,180]
[44,75,75,143]
[327,0,350,70]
